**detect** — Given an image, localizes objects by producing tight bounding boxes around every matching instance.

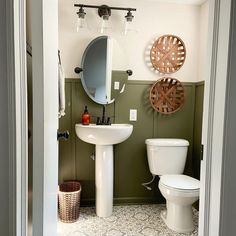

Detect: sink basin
[75,123,133,218]
[75,123,133,145]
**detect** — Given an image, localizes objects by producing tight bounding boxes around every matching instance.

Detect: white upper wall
[59,0,208,82]
[198,1,209,82]
[148,0,207,5]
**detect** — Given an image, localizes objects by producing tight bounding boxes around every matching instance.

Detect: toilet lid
[160,175,200,190]
[145,138,189,146]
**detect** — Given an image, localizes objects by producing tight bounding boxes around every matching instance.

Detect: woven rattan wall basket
[150,35,186,74]
[149,77,185,114]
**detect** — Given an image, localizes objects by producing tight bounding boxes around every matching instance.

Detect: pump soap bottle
[82,105,90,125]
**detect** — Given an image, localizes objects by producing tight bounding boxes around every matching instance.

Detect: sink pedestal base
[75,124,133,217]
[95,145,113,217]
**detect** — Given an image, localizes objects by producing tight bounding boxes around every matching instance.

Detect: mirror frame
[80,36,132,105]
[81,36,111,105]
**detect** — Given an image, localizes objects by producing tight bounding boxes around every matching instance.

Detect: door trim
[31,0,59,235]
[9,0,233,235]
[6,0,28,235]
[199,0,232,236]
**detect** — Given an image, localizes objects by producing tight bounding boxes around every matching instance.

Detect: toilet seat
[159,174,200,192]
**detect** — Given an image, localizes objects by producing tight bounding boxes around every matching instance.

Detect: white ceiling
[145,0,208,5]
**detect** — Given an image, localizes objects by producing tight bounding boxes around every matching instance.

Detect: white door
[31,0,58,235]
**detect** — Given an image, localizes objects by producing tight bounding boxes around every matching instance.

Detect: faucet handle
[106,117,111,125]
[96,117,101,125]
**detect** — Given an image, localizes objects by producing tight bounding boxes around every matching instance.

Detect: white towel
[58,64,66,118]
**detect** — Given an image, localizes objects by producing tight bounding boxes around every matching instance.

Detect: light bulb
[124,20,132,35]
[76,7,88,32]
[76,18,86,32]
[123,10,137,35]
[100,15,110,34]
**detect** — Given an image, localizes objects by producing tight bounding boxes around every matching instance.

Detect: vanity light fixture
[124,10,134,35]
[74,4,136,34]
[76,6,87,32]
[98,5,111,34]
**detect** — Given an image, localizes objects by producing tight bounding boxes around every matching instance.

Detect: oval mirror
[80,36,130,104]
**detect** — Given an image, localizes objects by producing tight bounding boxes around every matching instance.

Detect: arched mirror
[78,36,131,104]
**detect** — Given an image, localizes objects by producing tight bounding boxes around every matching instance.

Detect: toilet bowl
[145,138,200,233]
[159,174,200,233]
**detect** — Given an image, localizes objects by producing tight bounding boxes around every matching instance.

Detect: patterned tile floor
[57,204,198,236]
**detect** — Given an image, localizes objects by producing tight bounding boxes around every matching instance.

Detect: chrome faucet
[96,105,111,125]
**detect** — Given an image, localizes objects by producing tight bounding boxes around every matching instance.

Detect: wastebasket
[58,181,81,223]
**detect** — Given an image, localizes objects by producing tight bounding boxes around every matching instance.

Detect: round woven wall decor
[149,77,185,114]
[150,35,186,74]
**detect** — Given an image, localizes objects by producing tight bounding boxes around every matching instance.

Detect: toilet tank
[145,138,189,175]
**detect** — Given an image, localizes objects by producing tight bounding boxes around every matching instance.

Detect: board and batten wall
[58,0,207,205]
[59,0,208,82]
[59,80,204,205]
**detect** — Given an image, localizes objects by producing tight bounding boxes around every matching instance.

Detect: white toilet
[145,138,200,233]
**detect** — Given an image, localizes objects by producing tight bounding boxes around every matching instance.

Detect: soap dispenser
[82,105,90,125]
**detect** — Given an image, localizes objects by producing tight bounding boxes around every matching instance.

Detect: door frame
[7,0,233,235]
[31,0,59,235]
[6,0,28,235]
[199,0,232,235]
[7,0,59,235]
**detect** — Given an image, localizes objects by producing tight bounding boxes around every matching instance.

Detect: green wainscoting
[193,81,204,180]
[58,79,204,206]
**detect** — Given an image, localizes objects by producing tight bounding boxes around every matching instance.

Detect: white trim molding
[6,0,28,235]
[31,0,59,235]
[219,0,236,234]
[199,0,232,235]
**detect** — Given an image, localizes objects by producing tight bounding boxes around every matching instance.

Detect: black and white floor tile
[57,204,198,236]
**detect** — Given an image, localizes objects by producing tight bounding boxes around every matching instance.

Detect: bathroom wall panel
[153,83,196,176]
[71,80,116,203]
[193,82,204,179]
[114,81,162,203]
[72,81,97,202]
[59,79,204,206]
[59,82,75,183]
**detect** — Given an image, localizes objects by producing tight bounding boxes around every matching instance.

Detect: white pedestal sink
[75,124,133,217]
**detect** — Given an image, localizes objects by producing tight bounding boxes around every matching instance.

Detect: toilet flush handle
[57,130,69,140]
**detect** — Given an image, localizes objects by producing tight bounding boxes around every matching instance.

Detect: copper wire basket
[58,181,81,223]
